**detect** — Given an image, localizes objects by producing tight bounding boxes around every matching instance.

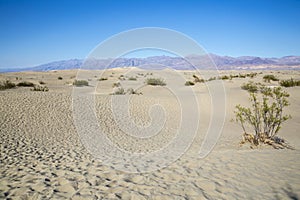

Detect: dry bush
[73,80,88,86]
[146,78,166,86]
[0,80,16,90]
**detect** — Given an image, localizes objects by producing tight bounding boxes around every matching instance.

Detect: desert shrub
[0,80,16,90]
[230,74,239,79]
[220,75,230,80]
[207,77,216,81]
[98,77,108,81]
[31,85,49,92]
[239,74,246,78]
[73,80,88,87]
[241,81,259,93]
[192,74,204,83]
[185,81,195,86]
[146,78,166,86]
[127,88,142,95]
[247,72,257,78]
[17,81,34,87]
[279,78,300,87]
[39,81,46,85]
[58,76,63,80]
[128,77,137,81]
[113,87,125,95]
[263,74,279,82]
[112,82,121,88]
[234,86,292,149]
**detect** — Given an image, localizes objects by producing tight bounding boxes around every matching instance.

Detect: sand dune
[0,69,299,199]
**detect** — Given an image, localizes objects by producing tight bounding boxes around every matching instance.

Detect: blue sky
[0,0,300,68]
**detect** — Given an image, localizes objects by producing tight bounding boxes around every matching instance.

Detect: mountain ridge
[2,54,300,72]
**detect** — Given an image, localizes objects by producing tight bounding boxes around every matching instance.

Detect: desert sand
[0,68,300,199]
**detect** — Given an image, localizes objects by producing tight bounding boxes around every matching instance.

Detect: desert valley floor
[0,68,300,200]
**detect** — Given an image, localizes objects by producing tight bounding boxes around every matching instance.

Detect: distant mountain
[1,54,300,72]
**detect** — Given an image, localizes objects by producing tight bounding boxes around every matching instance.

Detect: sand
[0,69,300,199]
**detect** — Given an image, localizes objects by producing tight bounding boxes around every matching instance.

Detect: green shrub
[146,78,166,86]
[0,80,16,90]
[73,80,89,87]
[185,81,195,86]
[241,81,259,93]
[17,81,34,87]
[31,85,49,92]
[279,78,300,87]
[128,77,137,81]
[234,86,292,149]
[263,74,279,82]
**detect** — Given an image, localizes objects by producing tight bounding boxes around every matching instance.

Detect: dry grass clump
[112,82,121,88]
[0,80,16,90]
[146,78,166,86]
[128,77,137,81]
[185,81,195,86]
[192,75,205,83]
[73,80,89,87]
[98,77,108,81]
[31,85,49,92]
[113,87,125,95]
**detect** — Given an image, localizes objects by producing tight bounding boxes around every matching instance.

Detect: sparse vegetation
[112,82,121,88]
[31,85,49,92]
[146,78,166,86]
[128,77,137,81]
[279,78,300,87]
[98,77,108,81]
[58,76,63,80]
[208,77,216,81]
[220,75,230,80]
[73,80,89,87]
[234,85,292,149]
[241,81,259,93]
[0,80,16,90]
[113,87,125,95]
[185,81,195,86]
[239,74,246,78]
[192,74,205,83]
[39,81,46,85]
[127,88,142,95]
[17,81,34,87]
[263,74,279,82]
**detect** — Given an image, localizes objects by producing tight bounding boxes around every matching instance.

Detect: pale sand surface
[0,69,300,199]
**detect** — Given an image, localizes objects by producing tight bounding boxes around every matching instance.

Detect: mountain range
[2,54,300,72]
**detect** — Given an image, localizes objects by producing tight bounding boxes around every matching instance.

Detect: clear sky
[0,0,300,68]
